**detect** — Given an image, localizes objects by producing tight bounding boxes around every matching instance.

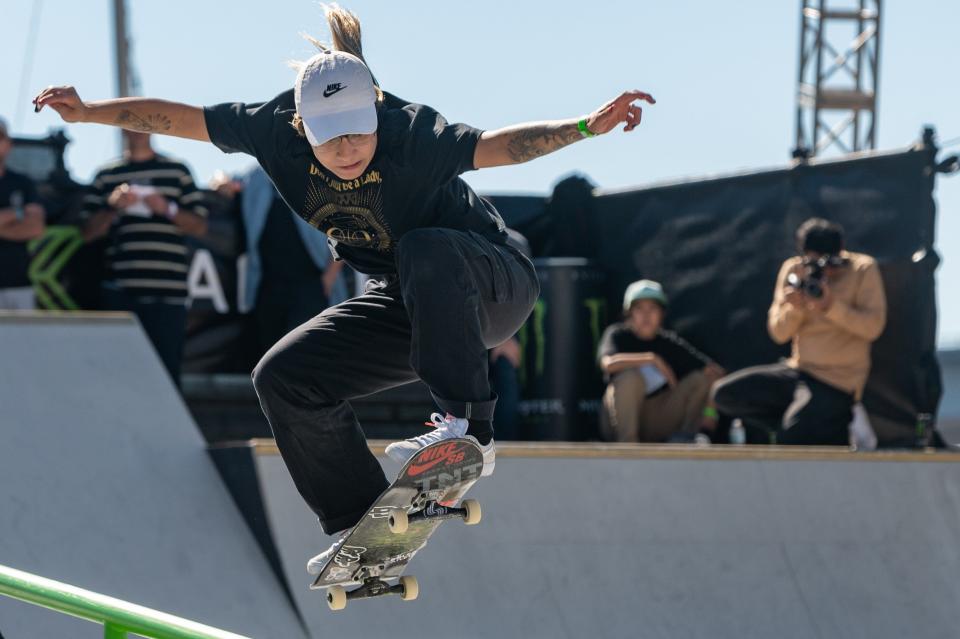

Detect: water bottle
[729,418,746,446]
[915,413,933,449]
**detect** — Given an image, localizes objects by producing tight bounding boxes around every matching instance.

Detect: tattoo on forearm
[505,123,582,163]
[115,110,172,133]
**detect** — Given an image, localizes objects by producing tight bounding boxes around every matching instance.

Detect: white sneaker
[306,528,349,575]
[475,437,496,477]
[386,413,496,477]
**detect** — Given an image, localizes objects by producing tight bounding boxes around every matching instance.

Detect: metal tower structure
[112,0,132,99]
[112,0,142,153]
[794,0,882,158]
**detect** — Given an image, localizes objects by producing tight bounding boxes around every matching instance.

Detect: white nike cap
[294,50,378,147]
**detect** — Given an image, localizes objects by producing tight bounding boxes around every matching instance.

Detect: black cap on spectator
[796,217,845,256]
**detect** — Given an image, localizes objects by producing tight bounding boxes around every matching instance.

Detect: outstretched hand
[31,87,211,142]
[33,86,88,123]
[584,90,656,135]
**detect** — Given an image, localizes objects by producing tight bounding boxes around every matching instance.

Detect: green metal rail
[0,564,251,639]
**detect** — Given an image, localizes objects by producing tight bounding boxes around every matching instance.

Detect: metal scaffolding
[794,0,882,158]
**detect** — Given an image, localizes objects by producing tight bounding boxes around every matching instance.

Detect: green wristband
[702,406,719,420]
[577,119,596,138]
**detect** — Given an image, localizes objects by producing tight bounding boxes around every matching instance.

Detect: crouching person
[712,218,887,445]
[598,279,724,442]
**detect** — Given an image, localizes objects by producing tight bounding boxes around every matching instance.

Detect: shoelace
[422,412,446,428]
[411,412,455,446]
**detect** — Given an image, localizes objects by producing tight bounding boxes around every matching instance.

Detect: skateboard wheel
[388,508,409,534]
[400,575,419,601]
[326,585,347,611]
[462,499,482,525]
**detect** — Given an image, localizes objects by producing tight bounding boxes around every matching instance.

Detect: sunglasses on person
[315,133,375,152]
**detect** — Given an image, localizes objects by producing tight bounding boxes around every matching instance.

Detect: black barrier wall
[501,140,942,444]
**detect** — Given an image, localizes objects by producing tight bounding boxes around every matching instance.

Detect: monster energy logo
[27,226,84,310]
[516,297,606,386]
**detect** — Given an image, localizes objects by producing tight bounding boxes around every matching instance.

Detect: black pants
[102,286,187,386]
[254,277,329,357]
[252,228,540,533]
[711,362,854,446]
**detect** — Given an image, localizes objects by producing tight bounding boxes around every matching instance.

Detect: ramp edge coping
[0,311,137,325]
[214,439,960,463]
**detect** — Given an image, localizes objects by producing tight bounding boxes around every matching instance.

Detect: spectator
[0,117,46,309]
[711,218,887,445]
[598,279,724,442]
[211,165,347,355]
[81,131,208,383]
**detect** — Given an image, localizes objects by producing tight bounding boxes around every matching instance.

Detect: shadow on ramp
[0,313,305,638]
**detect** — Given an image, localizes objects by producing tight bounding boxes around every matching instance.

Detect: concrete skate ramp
[244,440,960,639]
[0,314,305,638]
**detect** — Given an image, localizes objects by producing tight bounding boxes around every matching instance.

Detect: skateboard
[310,438,485,610]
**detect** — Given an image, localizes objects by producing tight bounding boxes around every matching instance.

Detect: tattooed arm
[477,119,583,167]
[473,90,655,169]
[33,86,210,142]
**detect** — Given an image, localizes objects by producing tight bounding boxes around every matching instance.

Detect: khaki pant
[602,368,711,442]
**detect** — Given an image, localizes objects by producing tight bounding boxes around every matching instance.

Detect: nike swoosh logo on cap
[323,83,346,98]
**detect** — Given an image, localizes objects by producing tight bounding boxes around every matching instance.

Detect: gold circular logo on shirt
[308,203,392,251]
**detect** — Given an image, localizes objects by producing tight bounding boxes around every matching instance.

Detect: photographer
[712,218,886,445]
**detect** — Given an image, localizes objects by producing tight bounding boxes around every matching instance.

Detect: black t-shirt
[597,322,712,381]
[0,169,41,288]
[204,90,507,275]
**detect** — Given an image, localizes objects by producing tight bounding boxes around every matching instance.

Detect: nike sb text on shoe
[385,413,467,465]
[386,413,496,477]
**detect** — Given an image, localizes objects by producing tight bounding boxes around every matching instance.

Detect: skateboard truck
[388,499,481,534]
[326,576,419,611]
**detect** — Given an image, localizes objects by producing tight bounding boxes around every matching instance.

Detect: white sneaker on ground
[385,413,496,477]
[306,528,349,575]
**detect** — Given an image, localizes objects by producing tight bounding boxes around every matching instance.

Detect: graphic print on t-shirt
[303,165,392,252]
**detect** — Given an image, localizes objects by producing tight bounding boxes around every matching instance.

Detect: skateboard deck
[311,438,485,609]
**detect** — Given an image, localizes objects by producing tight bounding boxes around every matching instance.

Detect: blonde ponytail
[290,4,382,138]
[324,4,366,64]
[299,4,377,85]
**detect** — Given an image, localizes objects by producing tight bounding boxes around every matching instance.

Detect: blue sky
[2,0,959,346]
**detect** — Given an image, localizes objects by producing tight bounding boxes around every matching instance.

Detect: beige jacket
[767,251,887,399]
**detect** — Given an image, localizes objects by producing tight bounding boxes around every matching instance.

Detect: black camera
[786,255,845,299]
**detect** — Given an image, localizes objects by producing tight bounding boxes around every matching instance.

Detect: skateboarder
[34,6,654,573]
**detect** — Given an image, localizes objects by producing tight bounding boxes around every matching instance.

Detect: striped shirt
[82,155,208,303]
